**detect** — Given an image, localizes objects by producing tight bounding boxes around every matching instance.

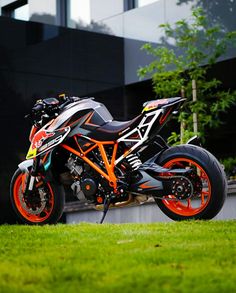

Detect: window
[2,0,29,21]
[134,0,158,8]
[12,3,29,21]
[125,0,158,11]
[67,0,91,28]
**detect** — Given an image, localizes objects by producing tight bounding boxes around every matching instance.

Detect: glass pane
[135,0,159,8]
[13,4,29,21]
[67,0,91,28]
[29,0,57,25]
[90,0,124,22]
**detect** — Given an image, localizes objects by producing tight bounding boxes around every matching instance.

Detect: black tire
[10,168,65,225]
[155,144,227,221]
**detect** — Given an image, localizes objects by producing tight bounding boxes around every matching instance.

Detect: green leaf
[138,6,236,142]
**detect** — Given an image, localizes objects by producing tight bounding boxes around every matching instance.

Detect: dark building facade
[1,0,236,222]
[0,16,126,222]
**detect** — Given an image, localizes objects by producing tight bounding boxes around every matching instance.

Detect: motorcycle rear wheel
[155,145,227,220]
[10,168,65,224]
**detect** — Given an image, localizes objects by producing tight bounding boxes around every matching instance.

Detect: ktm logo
[31,130,55,150]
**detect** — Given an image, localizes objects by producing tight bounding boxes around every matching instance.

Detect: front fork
[27,157,40,191]
[20,157,41,195]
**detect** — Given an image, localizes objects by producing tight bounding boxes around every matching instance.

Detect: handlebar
[58,96,81,109]
[26,96,82,123]
[58,98,73,110]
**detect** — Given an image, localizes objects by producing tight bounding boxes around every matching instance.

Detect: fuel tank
[47,98,113,134]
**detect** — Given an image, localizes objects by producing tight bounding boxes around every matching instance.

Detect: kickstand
[100,196,111,224]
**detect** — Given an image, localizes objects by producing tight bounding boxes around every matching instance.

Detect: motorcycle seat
[90,115,142,141]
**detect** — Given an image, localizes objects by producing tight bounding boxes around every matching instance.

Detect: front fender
[18,159,33,173]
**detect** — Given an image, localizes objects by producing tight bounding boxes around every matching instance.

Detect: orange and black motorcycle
[10,95,227,224]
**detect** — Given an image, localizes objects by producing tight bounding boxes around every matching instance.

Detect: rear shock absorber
[126,154,142,171]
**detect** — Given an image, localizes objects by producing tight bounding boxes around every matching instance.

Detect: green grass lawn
[0,221,235,293]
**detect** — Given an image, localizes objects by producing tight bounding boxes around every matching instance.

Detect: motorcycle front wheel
[10,168,65,224]
[155,145,227,220]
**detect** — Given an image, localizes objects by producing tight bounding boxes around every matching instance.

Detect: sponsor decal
[31,130,55,150]
[39,135,63,152]
[143,99,168,112]
[26,127,70,160]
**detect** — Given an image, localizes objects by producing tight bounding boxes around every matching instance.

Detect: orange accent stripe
[159,107,172,125]
[42,152,49,164]
[29,125,38,142]
[69,116,83,127]
[139,181,156,189]
[65,113,89,128]
[84,112,99,127]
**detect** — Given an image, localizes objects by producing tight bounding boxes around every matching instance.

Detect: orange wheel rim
[13,173,54,223]
[162,158,211,216]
